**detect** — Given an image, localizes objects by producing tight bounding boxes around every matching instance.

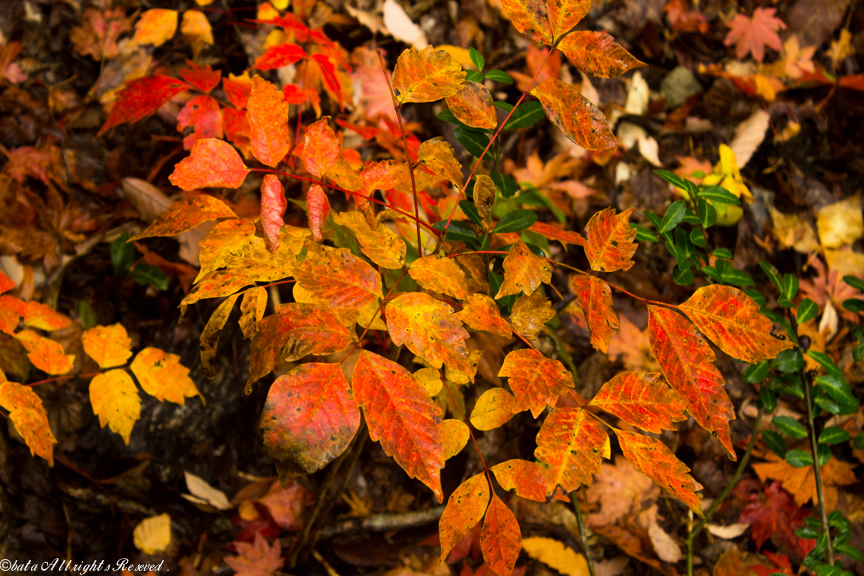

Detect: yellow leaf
[181,10,213,59]
[825,248,864,277]
[414,367,443,396]
[201,294,240,379]
[768,207,820,253]
[0,380,56,466]
[89,369,140,445]
[15,330,74,375]
[393,46,466,104]
[82,324,133,369]
[331,211,407,269]
[131,347,200,404]
[521,536,590,576]
[495,240,552,299]
[509,293,555,341]
[417,137,463,188]
[470,387,516,431]
[817,193,863,248]
[239,287,268,339]
[131,9,178,47]
[408,255,471,300]
[133,514,172,554]
[436,45,474,69]
[441,418,469,460]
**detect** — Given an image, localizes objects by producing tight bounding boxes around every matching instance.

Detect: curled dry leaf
[306,184,330,243]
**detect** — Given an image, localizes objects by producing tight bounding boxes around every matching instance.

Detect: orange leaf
[393,46,466,104]
[547,0,591,38]
[590,372,688,433]
[224,533,284,576]
[261,175,286,250]
[557,32,645,79]
[181,271,256,306]
[98,75,188,136]
[200,294,240,379]
[325,157,364,192]
[648,305,736,458]
[570,275,618,352]
[223,72,253,109]
[254,43,306,71]
[196,220,306,282]
[509,293,555,341]
[0,380,56,465]
[442,419,470,460]
[294,242,383,312]
[131,9,177,47]
[332,211,406,269]
[0,296,70,331]
[530,78,617,151]
[417,137,464,188]
[724,7,786,63]
[481,495,522,576]
[247,76,291,168]
[470,387,517,431]
[439,472,490,562]
[131,347,200,404]
[301,117,342,179]
[169,139,250,190]
[491,459,548,502]
[535,406,610,496]
[751,450,856,511]
[16,330,74,375]
[131,195,237,240]
[0,271,14,294]
[678,285,794,363]
[177,95,223,149]
[615,430,703,516]
[89,369,141,445]
[499,348,573,418]
[362,160,407,191]
[239,287,268,339]
[583,207,638,273]
[445,81,497,130]
[494,240,552,299]
[353,350,444,501]
[82,323,133,369]
[247,303,353,387]
[386,292,473,374]
[0,304,15,335]
[306,184,330,243]
[499,0,553,44]
[408,255,472,300]
[260,362,360,483]
[528,222,586,249]
[456,294,512,338]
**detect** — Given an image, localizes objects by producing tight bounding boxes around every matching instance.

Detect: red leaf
[247,76,291,168]
[312,54,343,109]
[590,372,688,434]
[498,348,574,418]
[481,495,522,576]
[439,473,490,562]
[282,84,306,104]
[168,139,250,190]
[254,43,306,71]
[306,184,330,243]
[224,72,253,109]
[261,175,286,250]
[176,95,223,149]
[223,108,251,155]
[570,275,618,353]
[178,60,221,93]
[260,362,360,483]
[353,350,444,502]
[724,8,786,63]
[535,406,609,496]
[98,75,188,135]
[648,305,736,458]
[737,481,809,554]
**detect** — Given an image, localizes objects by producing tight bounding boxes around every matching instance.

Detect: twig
[571,488,597,576]
[316,506,445,538]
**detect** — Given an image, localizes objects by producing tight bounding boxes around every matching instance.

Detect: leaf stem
[571,488,597,576]
[376,50,424,257]
[685,405,763,576]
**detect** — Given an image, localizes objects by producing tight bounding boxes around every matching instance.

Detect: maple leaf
[392,46,466,104]
[735,481,810,555]
[130,9,177,47]
[590,372,688,434]
[70,8,132,61]
[615,430,703,515]
[332,211,407,269]
[224,532,284,576]
[535,406,610,497]
[499,348,573,417]
[247,77,292,168]
[89,369,141,445]
[408,255,472,300]
[583,208,638,272]
[491,459,548,502]
[439,472,490,562]
[98,75,189,136]
[481,495,522,576]
[169,140,251,190]
[254,43,306,71]
[260,362,360,484]
[261,175,287,250]
[445,82,497,130]
[648,305,736,458]
[0,380,56,465]
[130,348,200,404]
[531,79,617,151]
[557,31,645,79]
[495,240,552,299]
[724,8,787,63]
[570,275,618,352]
[457,294,512,338]
[679,285,794,363]
[352,350,444,501]
[470,388,517,430]
[509,293,555,341]
[82,324,133,369]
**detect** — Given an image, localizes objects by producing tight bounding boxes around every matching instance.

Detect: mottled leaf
[82,323,133,369]
[0,380,56,465]
[131,347,200,404]
[535,406,610,497]
[301,117,342,179]
[294,242,383,311]
[509,293,555,341]
[456,293,512,338]
[261,175,287,250]
[491,459,548,502]
[570,275,617,352]
[239,287,267,339]
[530,78,617,151]
[169,139,250,190]
[445,81,497,130]
[481,495,522,576]
[557,32,645,78]
[181,271,255,306]
[495,240,552,299]
[0,272,14,294]
[178,61,221,94]
[89,369,140,445]
[131,195,237,240]
[499,0,553,44]
[548,0,591,38]
[439,472,490,562]
[200,294,240,379]
[583,207,638,273]
[260,362,360,484]
[408,255,471,300]
[16,330,74,375]
[0,297,70,331]
[247,76,291,167]
[393,46,466,104]
[590,372,688,433]
[196,219,305,282]
[470,387,517,430]
[332,211,406,269]
[353,350,444,501]
[306,184,330,243]
[498,348,573,417]
[417,137,464,188]
[99,75,188,136]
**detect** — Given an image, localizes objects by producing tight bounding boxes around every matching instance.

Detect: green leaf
[854,433,864,449]
[697,198,717,228]
[503,101,546,130]
[653,169,688,190]
[842,298,864,313]
[712,248,733,259]
[743,361,770,383]
[492,209,538,234]
[760,262,783,293]
[828,510,850,532]
[782,273,799,300]
[494,101,513,112]
[814,375,859,413]
[744,289,766,306]
[491,172,518,198]
[702,260,754,286]
[459,200,483,227]
[77,300,97,329]
[698,186,741,204]
[129,264,168,291]
[469,47,485,71]
[631,223,657,242]
[681,210,700,225]
[515,189,566,223]
[818,427,849,445]
[432,219,479,245]
[489,271,518,313]
[111,232,136,275]
[465,70,485,82]
[771,348,804,373]
[486,70,513,84]
[797,298,818,323]
[815,394,844,415]
[836,544,862,562]
[454,126,490,157]
[807,351,843,378]
[805,517,822,529]
[673,265,694,286]
[690,228,706,248]
[643,210,663,230]
[817,443,831,466]
[760,388,777,413]
[842,275,864,291]
[772,415,808,439]
[785,449,814,467]
[762,430,787,458]
[796,526,820,540]
[659,200,687,233]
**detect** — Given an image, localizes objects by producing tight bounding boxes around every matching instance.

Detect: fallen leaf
[724,8,786,62]
[224,532,284,576]
[133,514,172,554]
[521,537,589,576]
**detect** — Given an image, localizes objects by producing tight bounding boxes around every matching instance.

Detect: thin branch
[571,488,597,576]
